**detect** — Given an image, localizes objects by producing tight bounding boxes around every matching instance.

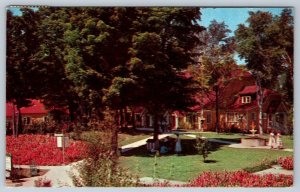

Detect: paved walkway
[7,164,75,187]
[139,177,187,185]
[254,165,293,175]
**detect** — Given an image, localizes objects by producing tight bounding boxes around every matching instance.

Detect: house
[6,100,49,129]
[6,99,68,133]
[132,69,289,134]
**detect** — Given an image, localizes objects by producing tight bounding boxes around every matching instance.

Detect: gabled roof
[6,99,69,117]
[228,86,282,112]
[6,100,49,117]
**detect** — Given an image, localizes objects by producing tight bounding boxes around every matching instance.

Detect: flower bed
[147,171,293,187]
[187,171,293,187]
[6,135,88,165]
[278,156,293,170]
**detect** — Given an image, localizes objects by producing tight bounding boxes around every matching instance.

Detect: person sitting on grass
[160,144,169,154]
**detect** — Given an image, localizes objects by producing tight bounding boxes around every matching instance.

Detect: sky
[8,7,289,64]
[199,7,287,64]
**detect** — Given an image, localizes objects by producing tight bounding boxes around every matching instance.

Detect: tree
[190,20,236,133]
[235,9,294,134]
[128,8,204,143]
[33,8,80,121]
[6,9,41,136]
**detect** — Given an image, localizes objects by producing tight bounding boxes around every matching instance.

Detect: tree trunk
[214,86,219,133]
[124,107,128,129]
[153,113,160,149]
[111,110,119,157]
[120,108,124,128]
[12,103,16,137]
[16,106,22,136]
[131,107,136,129]
[256,80,264,135]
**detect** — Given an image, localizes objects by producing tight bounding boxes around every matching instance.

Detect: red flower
[6,135,88,166]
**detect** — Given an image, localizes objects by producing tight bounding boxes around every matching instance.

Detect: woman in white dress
[175,134,182,154]
[268,131,276,149]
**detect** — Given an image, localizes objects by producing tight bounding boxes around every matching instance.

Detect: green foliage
[72,157,138,187]
[7,7,204,141]
[235,9,294,105]
[71,125,138,187]
[194,136,210,162]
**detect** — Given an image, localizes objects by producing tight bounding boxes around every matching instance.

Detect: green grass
[118,132,151,146]
[71,129,152,147]
[119,134,293,182]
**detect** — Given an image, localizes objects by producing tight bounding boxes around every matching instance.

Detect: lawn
[75,129,152,147]
[119,134,293,182]
[118,131,152,147]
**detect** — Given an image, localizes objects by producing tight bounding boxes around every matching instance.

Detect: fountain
[241,122,266,147]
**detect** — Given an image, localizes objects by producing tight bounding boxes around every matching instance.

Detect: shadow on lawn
[121,137,232,157]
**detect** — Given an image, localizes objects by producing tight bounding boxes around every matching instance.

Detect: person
[276,132,283,149]
[160,144,169,154]
[268,130,276,149]
[175,134,182,154]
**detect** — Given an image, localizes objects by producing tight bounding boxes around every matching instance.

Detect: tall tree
[235,9,294,134]
[6,9,41,136]
[127,8,204,143]
[190,20,236,133]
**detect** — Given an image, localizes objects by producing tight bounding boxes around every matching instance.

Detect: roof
[6,99,69,117]
[239,85,257,95]
[6,100,49,117]
[228,87,282,112]
[229,69,252,78]
[133,106,145,114]
[239,85,278,96]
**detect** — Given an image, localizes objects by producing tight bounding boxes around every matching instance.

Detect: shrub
[70,110,138,187]
[194,136,210,162]
[278,156,293,170]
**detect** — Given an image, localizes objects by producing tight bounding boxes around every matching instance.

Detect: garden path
[254,164,293,175]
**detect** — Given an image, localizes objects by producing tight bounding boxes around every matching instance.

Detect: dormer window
[241,96,251,104]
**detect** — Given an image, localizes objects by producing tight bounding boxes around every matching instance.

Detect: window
[206,113,211,124]
[241,96,251,104]
[227,112,239,122]
[23,117,31,125]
